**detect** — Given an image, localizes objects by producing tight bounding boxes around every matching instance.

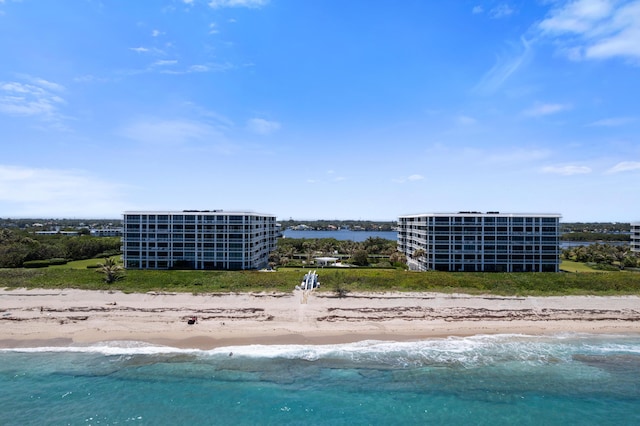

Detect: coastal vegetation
[1,260,640,296]
[561,243,639,269]
[1,225,639,296]
[271,237,403,268]
[0,229,120,268]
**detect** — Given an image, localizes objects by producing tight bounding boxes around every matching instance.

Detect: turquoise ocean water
[1,334,639,425]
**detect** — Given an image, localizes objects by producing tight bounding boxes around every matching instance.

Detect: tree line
[562,243,640,270]
[269,237,406,268]
[0,229,121,268]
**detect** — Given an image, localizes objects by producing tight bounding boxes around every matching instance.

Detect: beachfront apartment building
[632,223,640,253]
[398,212,561,272]
[122,210,277,270]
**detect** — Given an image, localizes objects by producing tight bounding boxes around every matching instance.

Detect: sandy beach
[1,288,639,349]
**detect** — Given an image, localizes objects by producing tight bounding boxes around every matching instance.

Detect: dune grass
[1,262,640,296]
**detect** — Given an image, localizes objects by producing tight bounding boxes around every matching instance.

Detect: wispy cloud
[120,118,225,146]
[488,148,551,163]
[0,165,127,217]
[473,37,532,94]
[0,77,68,129]
[152,59,178,67]
[393,174,425,183]
[121,61,232,76]
[490,4,515,19]
[588,116,635,126]
[456,115,477,125]
[129,46,165,55]
[537,0,640,62]
[209,0,269,9]
[541,165,592,175]
[605,161,640,174]
[160,63,233,74]
[247,118,280,135]
[523,102,572,117]
[472,5,484,14]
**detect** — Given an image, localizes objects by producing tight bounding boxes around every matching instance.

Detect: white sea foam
[0,341,202,356]
[2,334,639,368]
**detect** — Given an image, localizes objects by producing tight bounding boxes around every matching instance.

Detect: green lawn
[559,260,605,273]
[48,257,122,270]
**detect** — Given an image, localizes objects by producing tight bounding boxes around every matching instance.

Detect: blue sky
[1,0,639,222]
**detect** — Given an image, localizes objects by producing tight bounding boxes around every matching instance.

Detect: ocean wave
[3,334,640,369]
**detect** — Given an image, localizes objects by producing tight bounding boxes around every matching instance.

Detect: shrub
[23,260,50,268]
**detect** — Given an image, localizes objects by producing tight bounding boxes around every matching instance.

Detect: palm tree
[412,248,425,259]
[97,257,124,284]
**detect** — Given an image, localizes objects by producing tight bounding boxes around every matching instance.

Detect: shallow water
[1,334,639,425]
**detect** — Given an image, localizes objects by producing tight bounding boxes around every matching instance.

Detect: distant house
[90,228,123,237]
[398,212,561,272]
[632,223,640,253]
[35,230,80,236]
[291,224,311,230]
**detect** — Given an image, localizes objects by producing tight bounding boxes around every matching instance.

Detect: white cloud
[541,165,592,175]
[151,29,163,37]
[130,47,150,53]
[209,0,268,8]
[152,59,178,67]
[393,174,425,183]
[189,64,210,72]
[473,37,532,94]
[537,0,640,61]
[247,118,281,135]
[121,118,224,146]
[159,63,233,74]
[490,4,514,19]
[209,23,219,34]
[472,5,484,14]
[0,78,67,127]
[523,102,571,117]
[588,116,635,126]
[25,77,64,92]
[488,148,551,163]
[606,161,640,173]
[539,0,612,33]
[456,115,477,125]
[0,165,127,217]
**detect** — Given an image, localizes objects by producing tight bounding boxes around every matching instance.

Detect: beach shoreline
[1,288,639,349]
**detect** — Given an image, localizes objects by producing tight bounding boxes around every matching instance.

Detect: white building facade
[632,223,640,253]
[122,211,277,270]
[398,212,561,272]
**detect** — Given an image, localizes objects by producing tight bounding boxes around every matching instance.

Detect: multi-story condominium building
[398,212,561,272]
[122,210,277,270]
[632,223,640,253]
